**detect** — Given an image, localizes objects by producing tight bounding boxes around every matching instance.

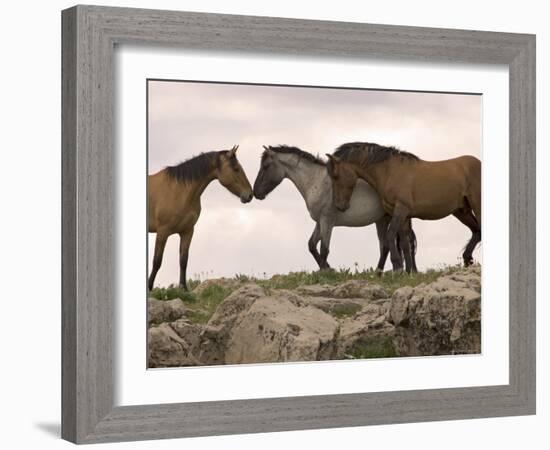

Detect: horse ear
[229,145,238,158]
[263,145,274,155]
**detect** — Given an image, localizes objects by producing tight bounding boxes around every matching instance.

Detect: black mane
[333,142,419,166]
[165,151,222,183]
[263,145,325,166]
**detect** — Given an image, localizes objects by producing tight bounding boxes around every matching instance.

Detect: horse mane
[333,142,419,166]
[263,145,325,166]
[165,151,223,183]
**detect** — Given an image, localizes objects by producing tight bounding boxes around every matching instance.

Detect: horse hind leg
[453,207,480,267]
[308,222,324,269]
[179,227,194,291]
[407,220,419,272]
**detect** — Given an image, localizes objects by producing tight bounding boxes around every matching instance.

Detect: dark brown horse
[148,146,253,290]
[326,142,481,272]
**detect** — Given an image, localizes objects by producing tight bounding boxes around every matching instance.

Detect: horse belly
[335,182,384,226]
[411,178,465,220]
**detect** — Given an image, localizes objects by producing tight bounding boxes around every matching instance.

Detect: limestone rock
[390,267,481,356]
[148,323,200,367]
[224,294,339,364]
[147,298,187,326]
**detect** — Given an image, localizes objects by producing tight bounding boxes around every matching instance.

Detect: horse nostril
[241,192,253,203]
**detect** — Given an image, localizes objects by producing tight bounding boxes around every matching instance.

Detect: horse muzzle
[253,188,265,200]
[336,203,350,212]
[241,192,253,203]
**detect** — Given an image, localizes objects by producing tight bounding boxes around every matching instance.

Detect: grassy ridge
[150,265,463,324]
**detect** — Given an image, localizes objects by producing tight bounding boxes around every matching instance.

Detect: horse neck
[279,154,327,206]
[180,168,217,201]
[355,161,388,191]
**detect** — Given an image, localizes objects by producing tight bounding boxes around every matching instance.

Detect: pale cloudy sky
[148,80,481,287]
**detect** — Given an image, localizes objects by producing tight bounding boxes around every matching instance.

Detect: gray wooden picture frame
[61,5,536,444]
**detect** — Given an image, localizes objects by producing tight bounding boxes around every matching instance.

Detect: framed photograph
[62,5,535,444]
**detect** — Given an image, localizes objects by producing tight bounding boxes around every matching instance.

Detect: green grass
[346,336,398,359]
[149,285,197,302]
[150,282,232,324]
[150,264,467,324]
[256,265,462,294]
[330,303,363,318]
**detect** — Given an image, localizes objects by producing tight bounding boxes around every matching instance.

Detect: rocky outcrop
[390,267,481,356]
[147,266,481,368]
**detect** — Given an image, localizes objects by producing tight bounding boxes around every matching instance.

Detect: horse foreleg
[179,227,194,291]
[308,222,323,269]
[148,231,169,291]
[387,205,409,272]
[319,218,334,271]
[374,215,391,274]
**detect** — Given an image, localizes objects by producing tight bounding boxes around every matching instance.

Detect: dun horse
[326,142,481,273]
[253,145,417,272]
[148,145,253,290]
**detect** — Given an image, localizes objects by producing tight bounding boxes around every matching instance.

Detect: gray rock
[148,323,200,367]
[337,304,397,359]
[224,294,339,364]
[331,280,389,300]
[198,284,266,365]
[147,298,187,326]
[296,280,389,300]
[390,267,481,356]
[170,319,203,350]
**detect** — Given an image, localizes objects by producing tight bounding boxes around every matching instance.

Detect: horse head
[326,153,358,212]
[253,145,286,200]
[217,145,253,203]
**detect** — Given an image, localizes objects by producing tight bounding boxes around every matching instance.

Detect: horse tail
[409,226,418,256]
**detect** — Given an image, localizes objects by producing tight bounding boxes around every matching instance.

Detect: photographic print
[147,80,482,368]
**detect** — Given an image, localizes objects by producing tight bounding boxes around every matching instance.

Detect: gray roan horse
[253,145,417,272]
